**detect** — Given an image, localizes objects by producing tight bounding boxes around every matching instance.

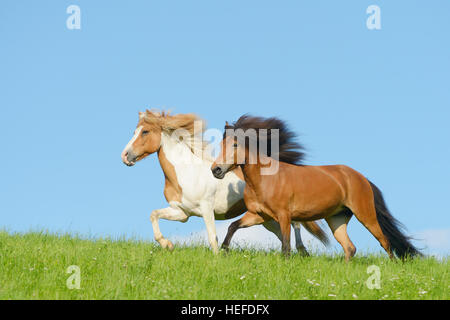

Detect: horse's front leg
[150,202,189,250]
[221,211,266,250]
[200,204,219,254]
[278,213,292,257]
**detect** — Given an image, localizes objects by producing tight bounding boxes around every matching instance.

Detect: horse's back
[265,164,351,220]
[314,164,371,194]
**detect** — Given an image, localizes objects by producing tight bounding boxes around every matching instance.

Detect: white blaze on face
[121,126,143,164]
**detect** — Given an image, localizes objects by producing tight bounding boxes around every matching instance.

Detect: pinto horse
[121,110,329,254]
[211,115,421,260]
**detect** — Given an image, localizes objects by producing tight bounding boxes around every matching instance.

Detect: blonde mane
[141,109,214,161]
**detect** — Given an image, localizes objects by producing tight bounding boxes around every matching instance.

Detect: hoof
[160,239,174,251]
[296,246,310,257]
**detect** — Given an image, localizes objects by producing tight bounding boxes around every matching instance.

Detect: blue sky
[1,1,449,256]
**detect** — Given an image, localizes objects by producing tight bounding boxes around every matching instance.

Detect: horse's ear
[139,111,144,118]
[225,121,230,126]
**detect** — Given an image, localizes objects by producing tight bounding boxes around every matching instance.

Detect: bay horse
[211,115,421,260]
[121,110,329,254]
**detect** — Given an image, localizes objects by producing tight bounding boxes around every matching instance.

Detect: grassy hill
[0,231,447,300]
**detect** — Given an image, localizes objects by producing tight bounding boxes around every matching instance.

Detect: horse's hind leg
[345,178,393,258]
[260,221,309,256]
[221,211,266,250]
[292,222,309,256]
[347,199,393,258]
[260,219,284,245]
[325,209,356,262]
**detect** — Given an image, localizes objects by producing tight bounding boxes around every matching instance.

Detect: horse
[211,115,421,260]
[121,110,329,254]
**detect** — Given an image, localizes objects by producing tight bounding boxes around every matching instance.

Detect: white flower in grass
[306,279,320,286]
[352,294,358,299]
[240,275,246,280]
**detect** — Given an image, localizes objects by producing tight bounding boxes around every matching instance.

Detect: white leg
[150,203,189,250]
[201,209,219,254]
[292,222,309,256]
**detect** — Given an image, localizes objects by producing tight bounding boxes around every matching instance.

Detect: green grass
[0,231,448,300]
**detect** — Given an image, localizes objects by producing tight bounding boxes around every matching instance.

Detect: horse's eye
[142,131,149,136]
[233,143,238,148]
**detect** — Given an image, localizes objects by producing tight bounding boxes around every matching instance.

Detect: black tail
[300,221,330,247]
[368,180,422,259]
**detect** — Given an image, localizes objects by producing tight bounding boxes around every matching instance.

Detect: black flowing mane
[224,115,306,165]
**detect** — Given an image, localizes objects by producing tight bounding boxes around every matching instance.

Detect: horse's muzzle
[121,150,137,166]
[211,166,226,179]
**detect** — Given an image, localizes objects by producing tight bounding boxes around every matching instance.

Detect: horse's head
[121,112,162,166]
[212,115,305,178]
[211,122,246,179]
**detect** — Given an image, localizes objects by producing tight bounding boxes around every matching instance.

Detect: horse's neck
[241,164,261,191]
[157,133,221,204]
[241,154,277,192]
[158,133,210,172]
[157,147,178,184]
